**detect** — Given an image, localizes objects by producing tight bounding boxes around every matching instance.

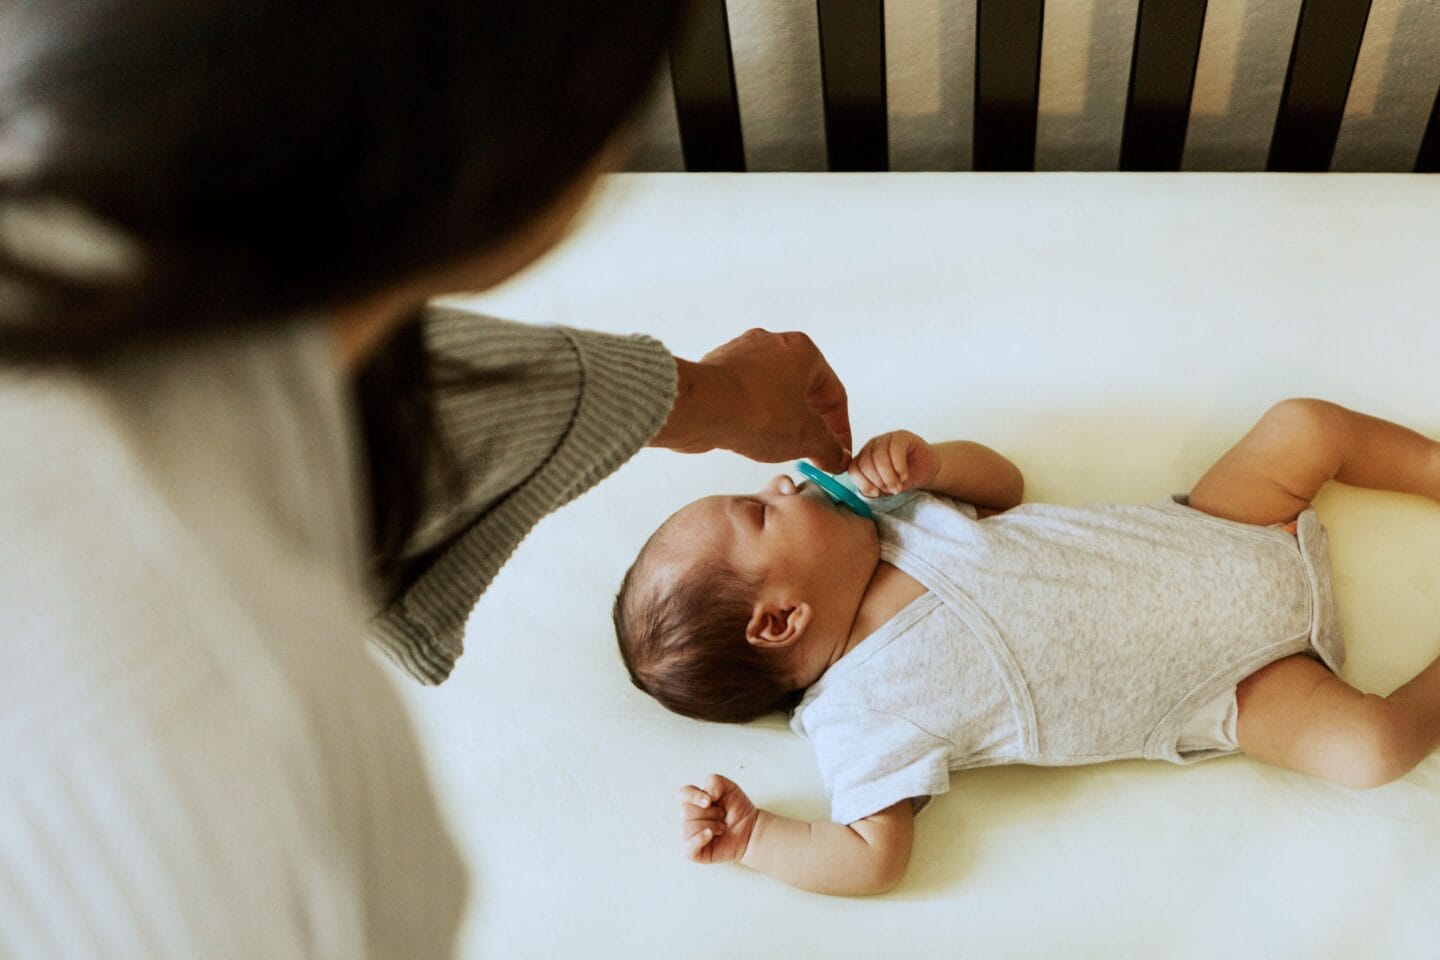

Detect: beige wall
[626,0,1440,172]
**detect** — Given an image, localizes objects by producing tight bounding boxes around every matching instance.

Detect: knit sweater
[368,306,678,683]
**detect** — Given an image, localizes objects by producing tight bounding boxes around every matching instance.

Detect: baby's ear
[746,600,811,650]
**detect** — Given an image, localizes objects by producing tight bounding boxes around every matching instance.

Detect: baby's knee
[1328,696,1421,790]
[1259,397,1343,443]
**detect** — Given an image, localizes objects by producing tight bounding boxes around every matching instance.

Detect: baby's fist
[849,430,940,497]
[678,774,758,865]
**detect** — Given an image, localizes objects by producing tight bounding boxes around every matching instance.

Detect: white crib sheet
[396,173,1440,959]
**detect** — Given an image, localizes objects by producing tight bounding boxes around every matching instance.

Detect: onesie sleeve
[795,699,953,825]
[367,308,677,684]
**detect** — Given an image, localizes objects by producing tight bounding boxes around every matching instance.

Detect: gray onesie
[789,491,1343,825]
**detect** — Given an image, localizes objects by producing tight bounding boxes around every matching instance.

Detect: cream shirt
[0,320,465,958]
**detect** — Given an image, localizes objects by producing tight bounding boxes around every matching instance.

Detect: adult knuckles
[741,327,815,354]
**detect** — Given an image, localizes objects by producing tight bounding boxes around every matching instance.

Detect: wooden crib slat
[669,0,746,172]
[1266,0,1373,172]
[817,0,888,171]
[1417,85,1440,173]
[1120,0,1208,171]
[974,0,1043,171]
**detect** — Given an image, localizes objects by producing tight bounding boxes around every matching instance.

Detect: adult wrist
[648,356,737,454]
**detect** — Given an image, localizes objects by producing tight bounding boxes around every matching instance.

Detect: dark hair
[0,0,683,362]
[0,0,684,579]
[613,546,802,724]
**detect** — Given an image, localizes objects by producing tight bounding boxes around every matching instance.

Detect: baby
[613,398,1440,896]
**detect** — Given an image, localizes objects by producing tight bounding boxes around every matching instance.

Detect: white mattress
[397,173,1440,958]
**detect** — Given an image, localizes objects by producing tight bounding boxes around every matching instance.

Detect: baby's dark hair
[613,535,802,724]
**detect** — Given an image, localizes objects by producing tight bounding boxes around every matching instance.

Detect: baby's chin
[833,507,881,550]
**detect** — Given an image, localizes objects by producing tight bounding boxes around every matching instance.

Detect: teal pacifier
[795,461,873,519]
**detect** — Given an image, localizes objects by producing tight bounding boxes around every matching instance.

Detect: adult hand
[650,328,852,472]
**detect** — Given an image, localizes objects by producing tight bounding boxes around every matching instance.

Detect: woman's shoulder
[0,321,368,780]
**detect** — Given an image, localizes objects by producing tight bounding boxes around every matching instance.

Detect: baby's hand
[848,430,941,497]
[678,774,759,865]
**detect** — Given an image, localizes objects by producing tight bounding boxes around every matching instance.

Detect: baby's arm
[849,430,1023,511]
[679,774,914,896]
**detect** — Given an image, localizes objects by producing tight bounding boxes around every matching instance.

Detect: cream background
[406,173,1440,958]
[625,0,1440,171]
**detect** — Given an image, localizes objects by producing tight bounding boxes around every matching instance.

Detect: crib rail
[973,0,1044,172]
[666,0,1439,173]
[1268,0,1372,171]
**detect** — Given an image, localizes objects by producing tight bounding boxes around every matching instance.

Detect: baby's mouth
[793,465,874,519]
[796,481,831,504]
[808,484,860,517]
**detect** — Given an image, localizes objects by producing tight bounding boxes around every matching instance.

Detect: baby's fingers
[683,822,720,860]
[863,436,904,493]
[848,442,886,497]
[883,433,915,488]
[676,784,714,809]
[702,773,744,802]
[680,801,726,829]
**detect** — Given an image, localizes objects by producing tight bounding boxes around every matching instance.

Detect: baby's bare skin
[675,400,1440,894]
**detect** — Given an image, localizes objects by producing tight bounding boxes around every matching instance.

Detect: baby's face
[653,474,877,593]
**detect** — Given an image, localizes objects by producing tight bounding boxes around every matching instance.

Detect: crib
[398,4,1440,958]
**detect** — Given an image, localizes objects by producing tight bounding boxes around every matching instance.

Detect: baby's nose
[766,474,798,496]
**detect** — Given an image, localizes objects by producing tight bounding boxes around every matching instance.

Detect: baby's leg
[1235,654,1440,788]
[1188,397,1440,526]
[1189,398,1440,787]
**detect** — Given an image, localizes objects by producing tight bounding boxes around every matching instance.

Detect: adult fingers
[801,418,849,475]
[767,330,850,472]
[804,352,852,471]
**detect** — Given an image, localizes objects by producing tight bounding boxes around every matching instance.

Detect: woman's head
[0,0,683,361]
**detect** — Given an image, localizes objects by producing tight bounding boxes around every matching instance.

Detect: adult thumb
[803,420,851,474]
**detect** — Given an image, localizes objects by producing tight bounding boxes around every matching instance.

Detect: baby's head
[614,473,879,723]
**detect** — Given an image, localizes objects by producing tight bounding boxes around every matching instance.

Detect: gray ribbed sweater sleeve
[367,307,677,684]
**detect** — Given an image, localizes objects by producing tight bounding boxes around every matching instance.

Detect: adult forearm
[738,809,906,896]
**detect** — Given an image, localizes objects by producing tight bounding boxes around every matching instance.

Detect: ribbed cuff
[371,327,677,684]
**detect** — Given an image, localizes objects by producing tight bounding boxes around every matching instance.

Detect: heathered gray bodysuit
[790,490,1344,825]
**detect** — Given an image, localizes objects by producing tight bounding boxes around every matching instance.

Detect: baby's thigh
[1236,654,1408,789]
